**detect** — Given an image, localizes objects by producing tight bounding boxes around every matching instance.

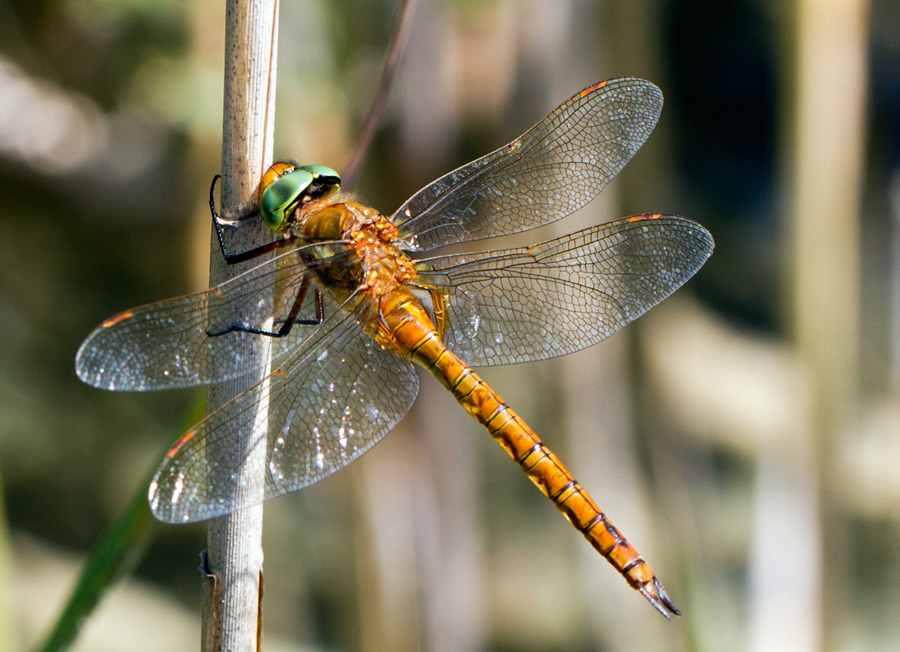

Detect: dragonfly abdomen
[451,365,678,616]
[381,295,680,617]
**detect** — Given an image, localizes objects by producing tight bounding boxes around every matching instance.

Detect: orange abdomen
[376,289,679,616]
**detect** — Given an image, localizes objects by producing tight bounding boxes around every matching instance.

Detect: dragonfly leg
[209,174,292,264]
[205,278,324,338]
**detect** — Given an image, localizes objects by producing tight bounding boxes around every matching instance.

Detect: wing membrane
[415,215,713,367]
[149,298,419,523]
[75,245,352,391]
[393,78,662,250]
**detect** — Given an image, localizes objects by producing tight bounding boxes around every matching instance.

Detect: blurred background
[2,0,899,650]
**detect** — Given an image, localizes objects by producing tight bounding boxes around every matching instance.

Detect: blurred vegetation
[2,0,900,651]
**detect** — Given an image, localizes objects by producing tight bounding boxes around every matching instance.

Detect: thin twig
[341,0,418,189]
[204,1,280,650]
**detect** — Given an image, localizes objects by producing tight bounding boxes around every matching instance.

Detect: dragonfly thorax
[296,199,418,299]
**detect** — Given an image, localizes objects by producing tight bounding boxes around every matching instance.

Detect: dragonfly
[76,77,713,618]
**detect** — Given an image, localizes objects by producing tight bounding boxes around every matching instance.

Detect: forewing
[393,78,662,250]
[75,245,351,391]
[415,215,713,367]
[149,298,419,523]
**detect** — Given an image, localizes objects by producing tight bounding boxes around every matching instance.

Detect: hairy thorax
[290,195,435,351]
[291,196,415,291]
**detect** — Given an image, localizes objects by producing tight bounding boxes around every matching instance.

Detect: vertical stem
[0,470,14,652]
[786,0,869,648]
[204,1,279,650]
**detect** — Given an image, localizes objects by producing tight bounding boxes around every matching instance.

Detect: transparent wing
[149,298,419,523]
[414,214,713,367]
[393,78,662,251]
[75,245,352,391]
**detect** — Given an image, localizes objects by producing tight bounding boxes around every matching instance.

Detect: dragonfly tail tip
[639,577,681,619]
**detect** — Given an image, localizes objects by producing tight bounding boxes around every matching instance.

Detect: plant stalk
[204,1,280,650]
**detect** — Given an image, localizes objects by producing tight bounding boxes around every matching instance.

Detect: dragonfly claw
[639,577,681,619]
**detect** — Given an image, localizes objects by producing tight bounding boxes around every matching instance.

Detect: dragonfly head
[259,163,342,232]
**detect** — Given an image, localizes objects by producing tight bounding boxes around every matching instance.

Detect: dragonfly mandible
[76,77,713,617]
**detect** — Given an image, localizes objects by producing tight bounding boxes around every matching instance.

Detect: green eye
[298,164,341,183]
[259,168,314,231]
[258,164,342,232]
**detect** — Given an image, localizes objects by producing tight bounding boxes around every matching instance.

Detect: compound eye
[259,167,313,231]
[296,165,342,199]
[298,165,341,185]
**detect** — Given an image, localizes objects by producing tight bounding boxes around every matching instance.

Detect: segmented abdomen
[377,290,678,615]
